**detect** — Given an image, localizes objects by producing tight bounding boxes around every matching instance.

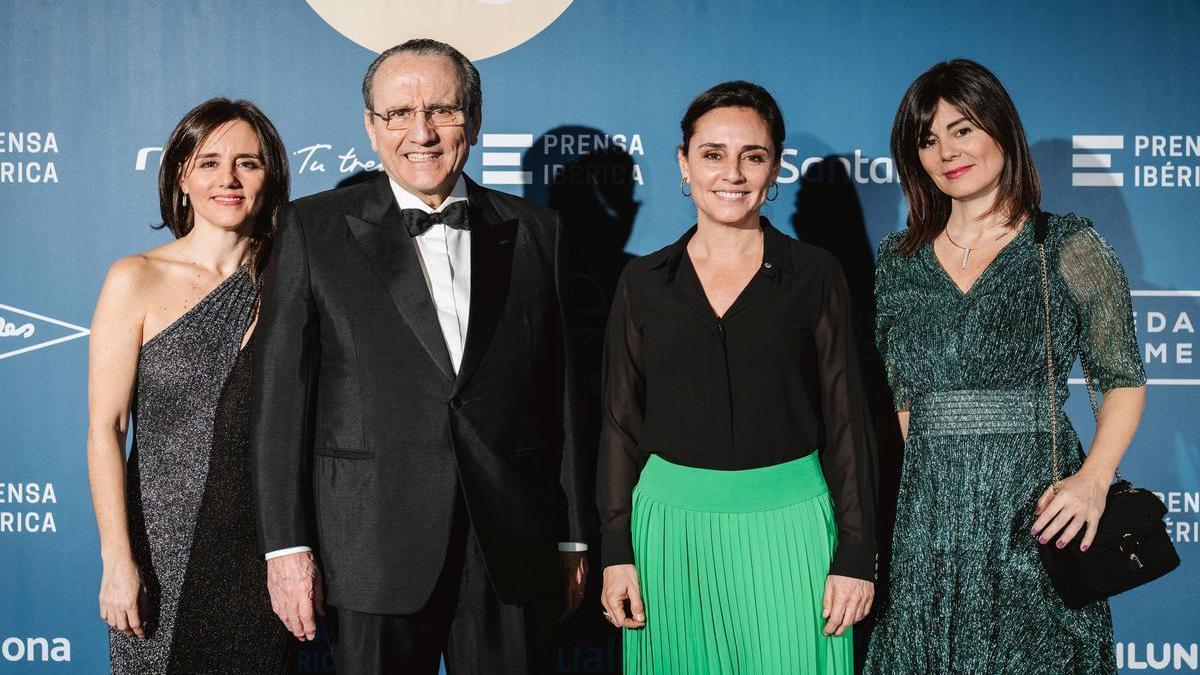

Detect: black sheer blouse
[597,220,877,580]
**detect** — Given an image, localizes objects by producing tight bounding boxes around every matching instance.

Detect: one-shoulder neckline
[140,266,251,352]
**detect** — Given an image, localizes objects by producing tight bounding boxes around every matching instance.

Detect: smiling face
[918,98,1005,205]
[678,106,780,228]
[179,119,266,234]
[364,52,481,207]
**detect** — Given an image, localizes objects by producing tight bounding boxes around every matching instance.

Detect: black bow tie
[400,201,471,237]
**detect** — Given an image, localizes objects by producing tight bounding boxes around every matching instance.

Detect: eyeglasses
[369,105,468,131]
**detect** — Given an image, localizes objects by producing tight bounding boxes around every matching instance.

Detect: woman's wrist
[100,546,135,566]
[1074,462,1116,486]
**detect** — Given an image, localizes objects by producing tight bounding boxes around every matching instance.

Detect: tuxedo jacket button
[449,397,462,410]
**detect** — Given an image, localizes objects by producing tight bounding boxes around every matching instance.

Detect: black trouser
[325,500,561,674]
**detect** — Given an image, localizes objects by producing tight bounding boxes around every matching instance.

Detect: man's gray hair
[361,38,482,117]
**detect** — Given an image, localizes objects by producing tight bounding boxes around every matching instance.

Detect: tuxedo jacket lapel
[346,177,455,382]
[453,178,518,397]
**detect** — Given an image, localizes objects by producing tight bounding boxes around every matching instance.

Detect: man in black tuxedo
[250,38,590,674]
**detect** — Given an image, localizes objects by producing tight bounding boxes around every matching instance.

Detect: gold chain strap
[1037,220,1122,492]
[1037,241,1061,492]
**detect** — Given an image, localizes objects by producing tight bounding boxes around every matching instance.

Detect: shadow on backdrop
[1033,139,1145,287]
[791,156,905,673]
[524,125,639,673]
[335,169,381,190]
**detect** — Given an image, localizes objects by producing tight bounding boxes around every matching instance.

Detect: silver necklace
[942,227,1013,269]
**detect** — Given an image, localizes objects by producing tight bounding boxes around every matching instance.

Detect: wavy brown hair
[157,98,289,278]
[890,59,1040,256]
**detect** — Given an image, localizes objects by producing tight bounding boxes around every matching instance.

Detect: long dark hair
[890,59,1040,256]
[157,97,289,278]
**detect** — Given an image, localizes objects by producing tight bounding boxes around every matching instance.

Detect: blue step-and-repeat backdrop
[1,1,1197,672]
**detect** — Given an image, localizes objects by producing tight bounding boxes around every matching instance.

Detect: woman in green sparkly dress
[863,60,1147,674]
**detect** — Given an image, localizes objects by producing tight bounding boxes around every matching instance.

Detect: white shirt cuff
[557,542,589,552]
[265,545,313,560]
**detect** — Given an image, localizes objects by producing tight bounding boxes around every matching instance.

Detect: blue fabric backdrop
[1,1,1197,672]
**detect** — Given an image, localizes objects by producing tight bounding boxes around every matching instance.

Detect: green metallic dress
[863,213,1146,674]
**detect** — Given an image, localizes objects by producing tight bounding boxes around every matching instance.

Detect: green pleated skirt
[625,452,852,675]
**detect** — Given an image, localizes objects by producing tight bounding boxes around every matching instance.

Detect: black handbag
[1032,210,1180,609]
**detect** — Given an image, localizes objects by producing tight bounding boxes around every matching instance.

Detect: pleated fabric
[625,453,853,675]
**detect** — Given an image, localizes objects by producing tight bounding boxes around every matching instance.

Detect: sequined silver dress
[111,266,292,674]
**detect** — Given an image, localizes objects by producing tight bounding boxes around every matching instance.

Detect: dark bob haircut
[158,97,290,278]
[890,59,1040,256]
[680,81,786,163]
[362,38,482,121]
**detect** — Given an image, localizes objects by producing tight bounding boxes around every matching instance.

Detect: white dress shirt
[266,176,584,560]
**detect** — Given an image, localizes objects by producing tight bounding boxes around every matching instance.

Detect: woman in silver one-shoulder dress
[87,98,294,674]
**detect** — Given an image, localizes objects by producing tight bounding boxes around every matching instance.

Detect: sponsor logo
[0,131,59,184]
[557,637,620,673]
[1,637,70,663]
[1116,642,1199,670]
[1132,292,1197,385]
[304,0,573,60]
[0,304,89,361]
[134,146,162,171]
[481,132,900,189]
[482,133,534,185]
[1065,292,1199,386]
[291,144,382,175]
[781,148,899,185]
[1072,134,1200,188]
[482,131,645,188]
[1071,135,1124,187]
[136,143,384,176]
[1157,492,1200,544]
[0,482,58,535]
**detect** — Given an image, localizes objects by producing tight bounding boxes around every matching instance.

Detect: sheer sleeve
[1057,224,1147,392]
[814,256,878,581]
[597,267,649,568]
[874,233,912,411]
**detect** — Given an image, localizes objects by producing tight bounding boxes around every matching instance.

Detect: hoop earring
[680,178,691,198]
[766,183,779,202]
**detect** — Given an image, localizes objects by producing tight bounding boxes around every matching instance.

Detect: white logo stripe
[482,152,522,167]
[482,134,534,148]
[481,170,533,185]
[0,333,90,361]
[1072,154,1112,169]
[1072,135,1124,150]
[1072,173,1124,187]
[1131,290,1200,297]
[0,304,89,332]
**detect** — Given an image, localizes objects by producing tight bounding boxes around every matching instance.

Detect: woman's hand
[1032,469,1112,552]
[99,556,146,638]
[601,564,646,629]
[823,574,873,636]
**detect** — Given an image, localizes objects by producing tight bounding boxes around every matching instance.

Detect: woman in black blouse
[598,81,877,673]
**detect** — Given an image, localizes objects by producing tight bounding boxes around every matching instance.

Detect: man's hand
[266,551,325,641]
[560,551,588,618]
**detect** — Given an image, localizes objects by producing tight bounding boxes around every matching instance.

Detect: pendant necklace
[942,227,1013,269]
